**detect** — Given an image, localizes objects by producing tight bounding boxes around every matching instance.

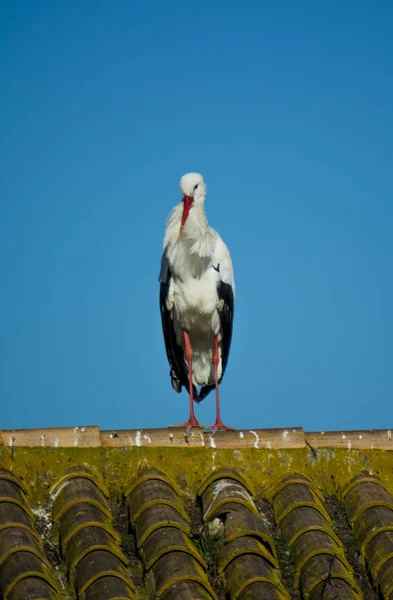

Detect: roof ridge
[1,425,393,449]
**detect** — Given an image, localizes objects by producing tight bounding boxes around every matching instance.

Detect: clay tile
[364,529,393,579]
[218,536,278,573]
[353,505,393,553]
[237,582,290,600]
[161,580,214,600]
[280,506,342,548]
[268,473,324,504]
[53,478,110,522]
[291,530,352,588]
[343,479,393,524]
[60,502,117,546]
[84,575,136,600]
[342,472,386,499]
[202,480,258,522]
[134,505,191,549]
[0,551,59,599]
[64,526,128,571]
[377,555,393,598]
[0,528,47,568]
[0,480,32,516]
[8,576,58,600]
[127,479,190,525]
[299,555,360,597]
[225,554,290,600]
[141,526,207,571]
[197,469,254,498]
[308,579,362,600]
[50,466,109,499]
[273,482,331,525]
[76,550,136,596]
[124,469,181,499]
[152,551,217,599]
[0,503,36,535]
[225,510,277,561]
[0,470,31,499]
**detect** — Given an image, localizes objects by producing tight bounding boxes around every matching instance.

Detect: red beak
[179,195,193,237]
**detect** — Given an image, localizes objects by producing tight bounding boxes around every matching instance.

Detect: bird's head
[178,172,206,237]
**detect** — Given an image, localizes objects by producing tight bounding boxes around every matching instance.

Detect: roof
[1,425,393,599]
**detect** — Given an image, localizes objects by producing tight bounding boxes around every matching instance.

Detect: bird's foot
[169,418,207,437]
[207,421,236,434]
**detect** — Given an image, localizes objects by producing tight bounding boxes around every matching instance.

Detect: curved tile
[343,479,393,524]
[52,466,138,598]
[268,474,325,504]
[0,480,32,516]
[198,468,254,498]
[308,579,361,600]
[342,473,388,499]
[7,577,58,600]
[0,503,36,535]
[76,550,136,596]
[207,501,253,521]
[53,477,110,521]
[152,551,217,599]
[218,536,278,573]
[377,556,393,598]
[224,510,277,560]
[201,479,258,521]
[124,468,181,499]
[353,505,393,552]
[364,530,393,579]
[224,554,290,600]
[50,465,109,499]
[291,529,351,584]
[0,551,59,600]
[280,506,342,548]
[128,479,189,524]
[60,502,117,546]
[0,528,47,567]
[299,555,359,597]
[0,471,31,499]
[134,504,190,548]
[272,475,359,598]
[65,525,128,570]
[142,526,207,570]
[273,483,331,525]
[343,473,393,597]
[84,575,136,600]
[237,581,289,600]
[161,580,214,600]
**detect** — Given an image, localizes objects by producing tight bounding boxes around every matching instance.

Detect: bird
[159,172,235,432]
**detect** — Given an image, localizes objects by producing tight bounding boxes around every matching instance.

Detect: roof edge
[1,426,393,450]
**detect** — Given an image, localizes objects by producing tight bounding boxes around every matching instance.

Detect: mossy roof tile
[1,426,392,599]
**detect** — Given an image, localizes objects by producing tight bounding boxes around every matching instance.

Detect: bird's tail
[197,384,215,402]
[190,383,202,403]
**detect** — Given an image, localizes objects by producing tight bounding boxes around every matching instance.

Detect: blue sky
[1,1,392,432]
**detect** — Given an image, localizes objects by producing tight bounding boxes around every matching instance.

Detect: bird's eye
[194,184,199,191]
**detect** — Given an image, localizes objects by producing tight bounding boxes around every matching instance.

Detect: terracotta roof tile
[53,466,137,599]
[198,469,289,600]
[342,473,393,599]
[0,470,60,599]
[271,473,360,598]
[2,425,393,598]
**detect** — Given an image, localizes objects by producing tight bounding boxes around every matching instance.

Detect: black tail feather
[198,384,215,402]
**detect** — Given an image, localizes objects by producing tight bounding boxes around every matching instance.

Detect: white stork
[159,172,235,431]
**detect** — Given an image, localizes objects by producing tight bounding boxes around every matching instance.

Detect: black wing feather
[199,280,234,401]
[159,252,200,401]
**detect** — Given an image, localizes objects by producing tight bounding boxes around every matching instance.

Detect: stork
[159,172,235,432]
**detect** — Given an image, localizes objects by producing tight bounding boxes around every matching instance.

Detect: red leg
[170,331,205,430]
[207,336,235,432]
